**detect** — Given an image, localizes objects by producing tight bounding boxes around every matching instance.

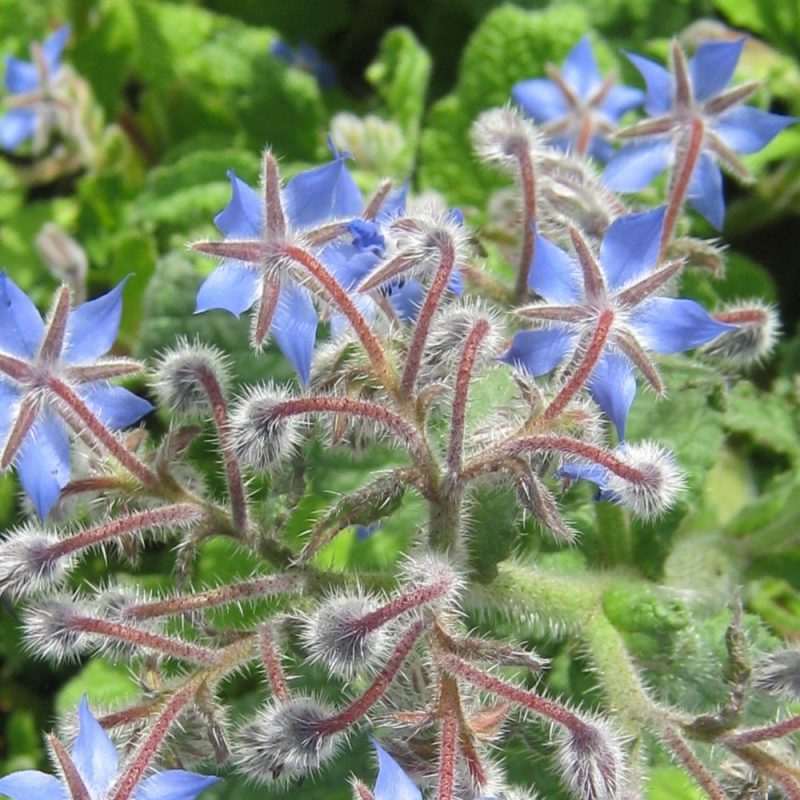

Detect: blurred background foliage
[0,1,799,798]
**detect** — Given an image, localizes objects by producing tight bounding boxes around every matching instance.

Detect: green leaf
[366,27,432,143]
[466,485,521,582]
[56,658,139,716]
[647,767,706,800]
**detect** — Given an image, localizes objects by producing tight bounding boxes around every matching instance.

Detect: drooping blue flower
[0,25,70,151]
[194,149,364,384]
[270,38,337,88]
[0,696,218,800]
[604,38,794,228]
[512,36,643,161]
[499,207,734,437]
[371,740,421,800]
[0,273,152,517]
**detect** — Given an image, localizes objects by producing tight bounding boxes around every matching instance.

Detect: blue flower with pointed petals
[0,696,218,800]
[194,148,363,385]
[1,25,70,151]
[0,273,152,517]
[499,207,734,437]
[512,36,643,161]
[604,38,794,228]
[371,740,421,800]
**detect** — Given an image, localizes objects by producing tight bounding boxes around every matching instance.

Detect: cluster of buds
[0,24,797,800]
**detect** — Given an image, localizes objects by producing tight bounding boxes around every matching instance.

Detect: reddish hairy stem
[352,780,377,800]
[575,115,593,159]
[49,735,90,800]
[195,365,249,532]
[125,574,305,620]
[109,684,195,800]
[281,245,396,390]
[48,504,202,561]
[662,727,730,800]
[660,115,705,260]
[71,615,220,666]
[510,140,537,302]
[258,623,291,702]
[400,237,456,397]
[724,715,800,747]
[439,652,591,733]
[313,620,425,736]
[541,308,615,423]
[353,579,451,635]
[1,393,40,468]
[46,376,160,488]
[447,319,491,475]
[437,708,459,800]
[713,308,769,325]
[253,277,281,348]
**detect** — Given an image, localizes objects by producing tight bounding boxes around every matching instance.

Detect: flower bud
[700,300,780,365]
[330,112,409,175]
[0,525,73,599]
[300,591,391,677]
[233,695,342,783]
[471,107,541,174]
[22,593,92,663]
[229,383,303,471]
[398,552,463,612]
[152,339,231,416]
[753,649,800,701]
[555,715,625,800]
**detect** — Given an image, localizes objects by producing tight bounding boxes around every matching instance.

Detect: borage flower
[512,36,643,161]
[192,147,363,384]
[0,696,218,800]
[604,38,794,230]
[499,207,733,437]
[0,25,70,151]
[0,274,151,517]
[352,740,421,800]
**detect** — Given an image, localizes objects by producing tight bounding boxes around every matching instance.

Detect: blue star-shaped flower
[193,148,364,384]
[512,36,644,161]
[499,207,733,437]
[0,25,70,151]
[371,740,421,800]
[0,696,218,800]
[0,273,152,517]
[604,38,794,229]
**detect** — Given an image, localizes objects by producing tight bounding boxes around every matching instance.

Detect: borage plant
[0,19,799,800]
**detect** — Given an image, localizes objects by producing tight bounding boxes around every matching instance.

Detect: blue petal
[373,741,422,800]
[587,136,615,163]
[214,171,261,238]
[512,79,568,122]
[387,281,423,321]
[689,38,744,102]
[16,412,70,519]
[0,271,44,358]
[376,184,408,222]
[714,106,795,155]
[270,38,295,63]
[687,153,724,229]
[558,461,610,487]
[42,25,71,75]
[625,52,673,116]
[0,108,39,150]
[63,280,127,364]
[4,55,39,94]
[600,207,665,290]
[447,268,463,296]
[0,771,68,800]
[195,263,259,316]
[0,108,38,150]
[602,85,645,121]
[562,37,601,98]
[133,771,219,800]
[323,242,381,290]
[631,297,734,354]
[528,232,581,304]
[587,353,637,439]
[271,284,317,385]
[0,379,21,444]
[498,328,575,377]
[603,140,672,191]
[349,219,385,253]
[71,696,119,798]
[284,157,363,229]
[79,384,152,430]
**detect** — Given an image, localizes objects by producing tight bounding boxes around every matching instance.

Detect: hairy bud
[471,106,541,174]
[753,649,800,701]
[0,525,73,598]
[229,383,304,471]
[300,591,391,677]
[330,112,408,175]
[398,552,463,612]
[152,338,231,415]
[555,715,625,800]
[23,594,92,663]
[233,695,342,783]
[701,301,780,365]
